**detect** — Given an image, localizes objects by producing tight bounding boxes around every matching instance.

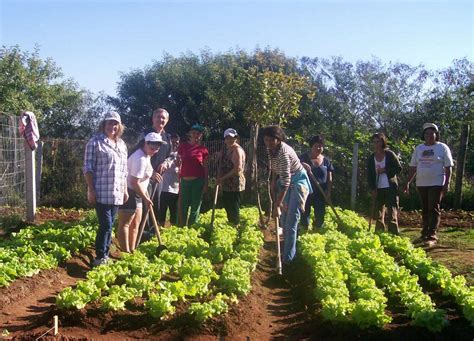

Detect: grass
[400,226,474,286]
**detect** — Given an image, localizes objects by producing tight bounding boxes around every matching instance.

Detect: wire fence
[36,135,358,210]
[203,138,269,178]
[0,113,26,210]
[7,131,465,212]
[38,137,271,208]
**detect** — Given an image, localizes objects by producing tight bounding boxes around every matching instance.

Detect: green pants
[180,178,204,226]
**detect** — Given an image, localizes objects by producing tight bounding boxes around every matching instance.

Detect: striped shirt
[268,142,303,187]
[83,133,128,205]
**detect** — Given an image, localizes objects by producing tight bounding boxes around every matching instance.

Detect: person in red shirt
[177,124,209,226]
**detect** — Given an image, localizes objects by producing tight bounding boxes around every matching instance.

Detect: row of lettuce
[299,208,474,331]
[0,212,96,286]
[55,208,264,322]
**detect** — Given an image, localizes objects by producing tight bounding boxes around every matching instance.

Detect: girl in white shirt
[117,133,166,253]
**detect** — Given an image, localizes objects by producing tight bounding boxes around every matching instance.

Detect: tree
[228,66,314,220]
[0,46,104,138]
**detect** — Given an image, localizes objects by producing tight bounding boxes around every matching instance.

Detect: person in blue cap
[177,124,209,226]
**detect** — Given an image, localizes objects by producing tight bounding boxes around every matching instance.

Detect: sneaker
[92,257,108,267]
[423,239,437,248]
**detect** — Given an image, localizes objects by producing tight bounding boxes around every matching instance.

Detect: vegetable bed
[56,208,264,322]
[299,208,474,331]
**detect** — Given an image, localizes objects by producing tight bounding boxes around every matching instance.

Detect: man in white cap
[404,122,454,247]
[83,111,128,267]
[217,128,246,227]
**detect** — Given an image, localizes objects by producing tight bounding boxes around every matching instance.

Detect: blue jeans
[95,203,119,259]
[280,186,304,264]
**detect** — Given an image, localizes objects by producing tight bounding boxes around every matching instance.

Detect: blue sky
[1,0,472,96]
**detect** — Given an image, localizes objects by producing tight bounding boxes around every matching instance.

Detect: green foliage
[188,293,232,322]
[298,207,463,331]
[0,212,97,287]
[55,208,263,324]
[0,46,106,138]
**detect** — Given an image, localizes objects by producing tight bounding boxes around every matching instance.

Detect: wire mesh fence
[4,128,429,212]
[35,135,357,210]
[38,136,271,208]
[0,113,26,210]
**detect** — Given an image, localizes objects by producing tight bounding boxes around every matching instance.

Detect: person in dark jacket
[299,135,334,230]
[366,132,402,234]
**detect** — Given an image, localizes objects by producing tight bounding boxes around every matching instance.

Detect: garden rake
[368,174,380,231]
[275,215,283,275]
[135,182,159,249]
[210,183,220,230]
[148,206,167,255]
[307,171,344,228]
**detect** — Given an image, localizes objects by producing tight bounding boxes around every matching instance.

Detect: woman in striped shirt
[263,126,312,267]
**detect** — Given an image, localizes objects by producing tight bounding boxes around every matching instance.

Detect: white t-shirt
[127,149,153,191]
[374,157,390,189]
[409,142,454,187]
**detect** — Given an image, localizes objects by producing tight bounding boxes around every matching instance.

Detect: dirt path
[0,251,93,336]
[218,228,312,340]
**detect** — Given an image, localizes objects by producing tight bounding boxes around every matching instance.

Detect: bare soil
[398,209,474,229]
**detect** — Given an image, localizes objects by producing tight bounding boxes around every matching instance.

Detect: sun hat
[223,128,238,138]
[103,111,122,124]
[190,124,204,132]
[145,132,167,144]
[422,123,439,132]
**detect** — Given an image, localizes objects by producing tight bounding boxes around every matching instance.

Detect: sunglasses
[148,143,161,151]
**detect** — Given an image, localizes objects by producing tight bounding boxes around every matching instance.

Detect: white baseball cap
[224,128,238,138]
[423,123,439,132]
[103,111,121,124]
[145,132,167,144]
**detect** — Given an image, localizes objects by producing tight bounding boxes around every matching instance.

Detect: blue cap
[190,124,204,132]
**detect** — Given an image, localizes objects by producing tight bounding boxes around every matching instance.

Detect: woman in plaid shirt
[83,111,128,267]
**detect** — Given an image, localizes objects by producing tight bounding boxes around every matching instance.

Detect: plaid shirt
[83,133,128,205]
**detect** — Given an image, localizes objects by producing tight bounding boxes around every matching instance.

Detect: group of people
[84,109,453,268]
[83,109,246,267]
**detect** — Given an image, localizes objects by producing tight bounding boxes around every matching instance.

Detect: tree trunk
[454,124,470,209]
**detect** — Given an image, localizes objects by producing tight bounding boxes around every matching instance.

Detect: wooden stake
[53,315,58,335]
